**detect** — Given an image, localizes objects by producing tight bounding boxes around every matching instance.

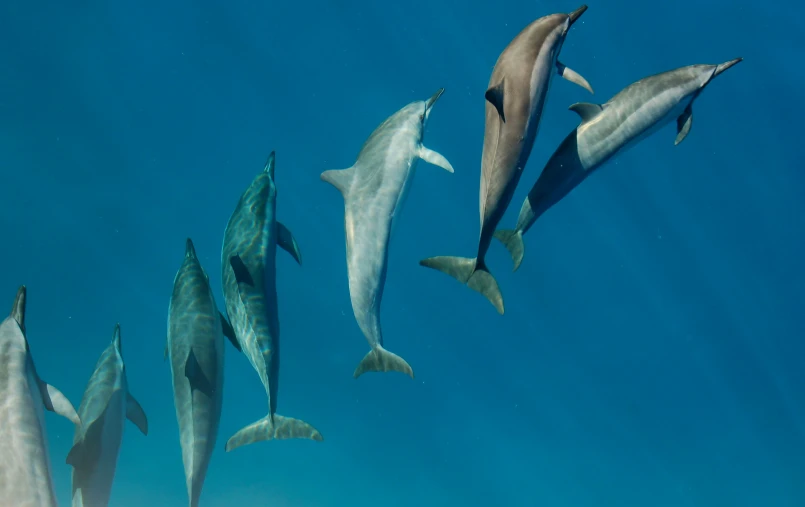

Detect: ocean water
[1,0,803,506]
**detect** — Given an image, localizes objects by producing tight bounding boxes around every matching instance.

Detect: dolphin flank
[419,5,593,315]
[495,57,744,271]
[321,88,454,379]
[221,152,322,452]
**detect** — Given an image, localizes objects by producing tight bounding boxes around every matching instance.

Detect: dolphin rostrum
[419,6,593,314]
[221,152,322,452]
[321,88,454,379]
[495,57,744,270]
[0,286,81,507]
[67,324,148,507]
[167,238,241,507]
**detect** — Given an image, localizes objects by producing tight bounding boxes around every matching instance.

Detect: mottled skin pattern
[321,89,453,379]
[0,287,80,507]
[70,325,147,507]
[167,239,224,507]
[221,153,321,451]
[495,58,743,271]
[419,6,591,315]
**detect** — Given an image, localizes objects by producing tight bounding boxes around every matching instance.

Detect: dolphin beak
[568,5,588,26]
[714,57,743,77]
[425,88,445,112]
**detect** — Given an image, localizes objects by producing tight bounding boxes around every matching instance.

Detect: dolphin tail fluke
[354,345,414,379]
[493,229,525,272]
[225,414,323,452]
[419,256,505,314]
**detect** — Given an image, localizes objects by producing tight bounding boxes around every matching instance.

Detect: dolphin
[67,324,148,507]
[419,5,593,315]
[167,238,241,507]
[0,286,81,507]
[221,152,322,452]
[494,57,744,270]
[321,88,454,379]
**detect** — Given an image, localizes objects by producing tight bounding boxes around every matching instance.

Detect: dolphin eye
[419,113,425,121]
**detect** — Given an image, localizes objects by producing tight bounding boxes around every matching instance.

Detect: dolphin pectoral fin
[493,229,526,272]
[219,311,241,352]
[484,81,506,122]
[276,221,303,265]
[320,167,355,198]
[229,255,255,287]
[185,349,215,398]
[419,256,505,314]
[675,105,693,146]
[38,380,81,426]
[126,393,148,436]
[354,346,414,379]
[568,102,603,124]
[66,440,86,468]
[66,415,103,468]
[557,61,594,94]
[225,414,323,452]
[418,146,454,173]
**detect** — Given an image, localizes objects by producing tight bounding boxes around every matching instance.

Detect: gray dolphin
[167,238,241,507]
[221,152,322,452]
[0,286,81,507]
[67,324,148,507]
[321,88,454,379]
[419,5,593,315]
[495,57,744,270]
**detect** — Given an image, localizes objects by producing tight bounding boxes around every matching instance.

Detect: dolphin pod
[68,324,148,507]
[0,4,746,505]
[419,5,594,315]
[321,88,454,379]
[494,58,744,271]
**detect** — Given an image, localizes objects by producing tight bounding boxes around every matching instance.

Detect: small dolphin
[68,324,148,507]
[167,238,241,507]
[495,57,744,270]
[221,152,322,452]
[0,286,81,507]
[419,6,593,314]
[321,88,454,379]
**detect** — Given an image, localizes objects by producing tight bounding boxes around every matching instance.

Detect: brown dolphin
[420,5,593,314]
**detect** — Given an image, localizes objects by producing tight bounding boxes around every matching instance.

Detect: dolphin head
[541,5,588,63]
[396,88,445,140]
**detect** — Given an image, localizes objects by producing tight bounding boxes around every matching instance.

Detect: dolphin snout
[568,5,588,26]
[425,88,445,111]
[714,57,743,77]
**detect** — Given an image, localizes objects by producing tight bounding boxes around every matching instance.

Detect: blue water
[2,0,804,506]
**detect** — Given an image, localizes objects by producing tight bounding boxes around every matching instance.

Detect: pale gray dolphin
[167,238,241,507]
[321,88,454,379]
[419,5,593,315]
[67,324,148,507]
[221,152,322,452]
[495,57,744,270]
[0,286,81,507]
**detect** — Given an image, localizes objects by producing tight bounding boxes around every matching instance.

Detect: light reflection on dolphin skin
[495,57,744,271]
[0,286,81,507]
[321,88,454,379]
[221,152,323,452]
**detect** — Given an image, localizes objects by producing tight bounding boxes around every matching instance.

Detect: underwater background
[1,0,804,505]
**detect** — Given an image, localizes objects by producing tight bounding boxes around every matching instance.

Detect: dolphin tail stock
[354,345,414,379]
[419,255,504,314]
[493,229,526,272]
[225,413,323,452]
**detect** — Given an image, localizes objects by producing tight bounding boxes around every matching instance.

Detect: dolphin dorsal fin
[320,167,355,198]
[568,102,603,124]
[484,81,506,123]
